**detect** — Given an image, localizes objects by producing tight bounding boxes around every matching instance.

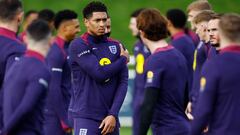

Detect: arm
[2,77,47,134]
[138,87,160,135]
[69,40,127,82]
[100,66,128,135]
[47,50,71,130]
[108,66,128,117]
[191,60,218,135]
[138,62,163,135]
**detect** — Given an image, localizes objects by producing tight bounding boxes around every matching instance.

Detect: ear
[167,20,173,28]
[84,18,89,27]
[17,11,24,24]
[139,30,145,38]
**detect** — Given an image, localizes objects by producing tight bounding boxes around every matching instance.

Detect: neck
[146,39,168,53]
[57,32,67,42]
[0,21,18,33]
[220,39,240,49]
[27,42,49,57]
[169,28,183,36]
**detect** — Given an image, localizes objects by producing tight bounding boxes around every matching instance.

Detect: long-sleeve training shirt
[68,33,128,121]
[45,36,72,127]
[2,50,50,135]
[191,45,240,135]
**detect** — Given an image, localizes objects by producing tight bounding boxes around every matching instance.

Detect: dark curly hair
[54,9,78,29]
[83,1,107,19]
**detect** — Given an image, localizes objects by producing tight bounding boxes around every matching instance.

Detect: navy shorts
[74,118,119,135]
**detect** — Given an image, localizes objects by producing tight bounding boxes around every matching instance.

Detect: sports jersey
[68,32,128,123]
[191,45,240,135]
[2,50,50,135]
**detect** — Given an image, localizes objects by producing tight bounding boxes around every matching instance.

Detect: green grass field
[120,127,151,135]
[22,0,240,54]
[121,127,132,135]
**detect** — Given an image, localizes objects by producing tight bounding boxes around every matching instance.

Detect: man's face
[207,19,220,45]
[188,10,201,30]
[105,18,111,36]
[129,17,139,36]
[64,19,80,41]
[85,12,107,36]
[195,21,209,42]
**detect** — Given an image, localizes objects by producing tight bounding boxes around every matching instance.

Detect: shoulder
[70,36,89,50]
[145,53,160,69]
[48,44,64,59]
[202,56,219,74]
[107,37,121,45]
[6,40,26,53]
[30,61,51,81]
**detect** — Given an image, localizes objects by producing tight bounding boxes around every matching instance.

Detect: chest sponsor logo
[109,45,117,54]
[99,58,112,82]
[99,58,112,66]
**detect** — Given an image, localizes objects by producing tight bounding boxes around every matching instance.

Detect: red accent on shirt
[25,50,45,62]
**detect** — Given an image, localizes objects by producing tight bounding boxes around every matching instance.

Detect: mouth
[98,29,105,32]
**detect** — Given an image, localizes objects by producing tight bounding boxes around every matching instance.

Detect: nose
[99,20,105,27]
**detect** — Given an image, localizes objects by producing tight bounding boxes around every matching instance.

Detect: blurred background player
[0,0,25,128]
[191,13,240,135]
[166,9,195,105]
[38,9,55,33]
[186,0,212,48]
[68,1,129,135]
[44,9,80,135]
[38,9,55,44]
[187,0,212,31]
[128,8,151,135]
[137,8,189,135]
[19,10,38,43]
[207,14,221,58]
[105,16,111,37]
[187,10,216,119]
[2,19,51,135]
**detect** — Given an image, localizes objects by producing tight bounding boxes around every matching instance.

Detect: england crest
[109,45,117,54]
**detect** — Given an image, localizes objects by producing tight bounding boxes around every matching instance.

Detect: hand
[185,102,194,120]
[120,44,129,63]
[99,115,116,135]
[203,126,208,133]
